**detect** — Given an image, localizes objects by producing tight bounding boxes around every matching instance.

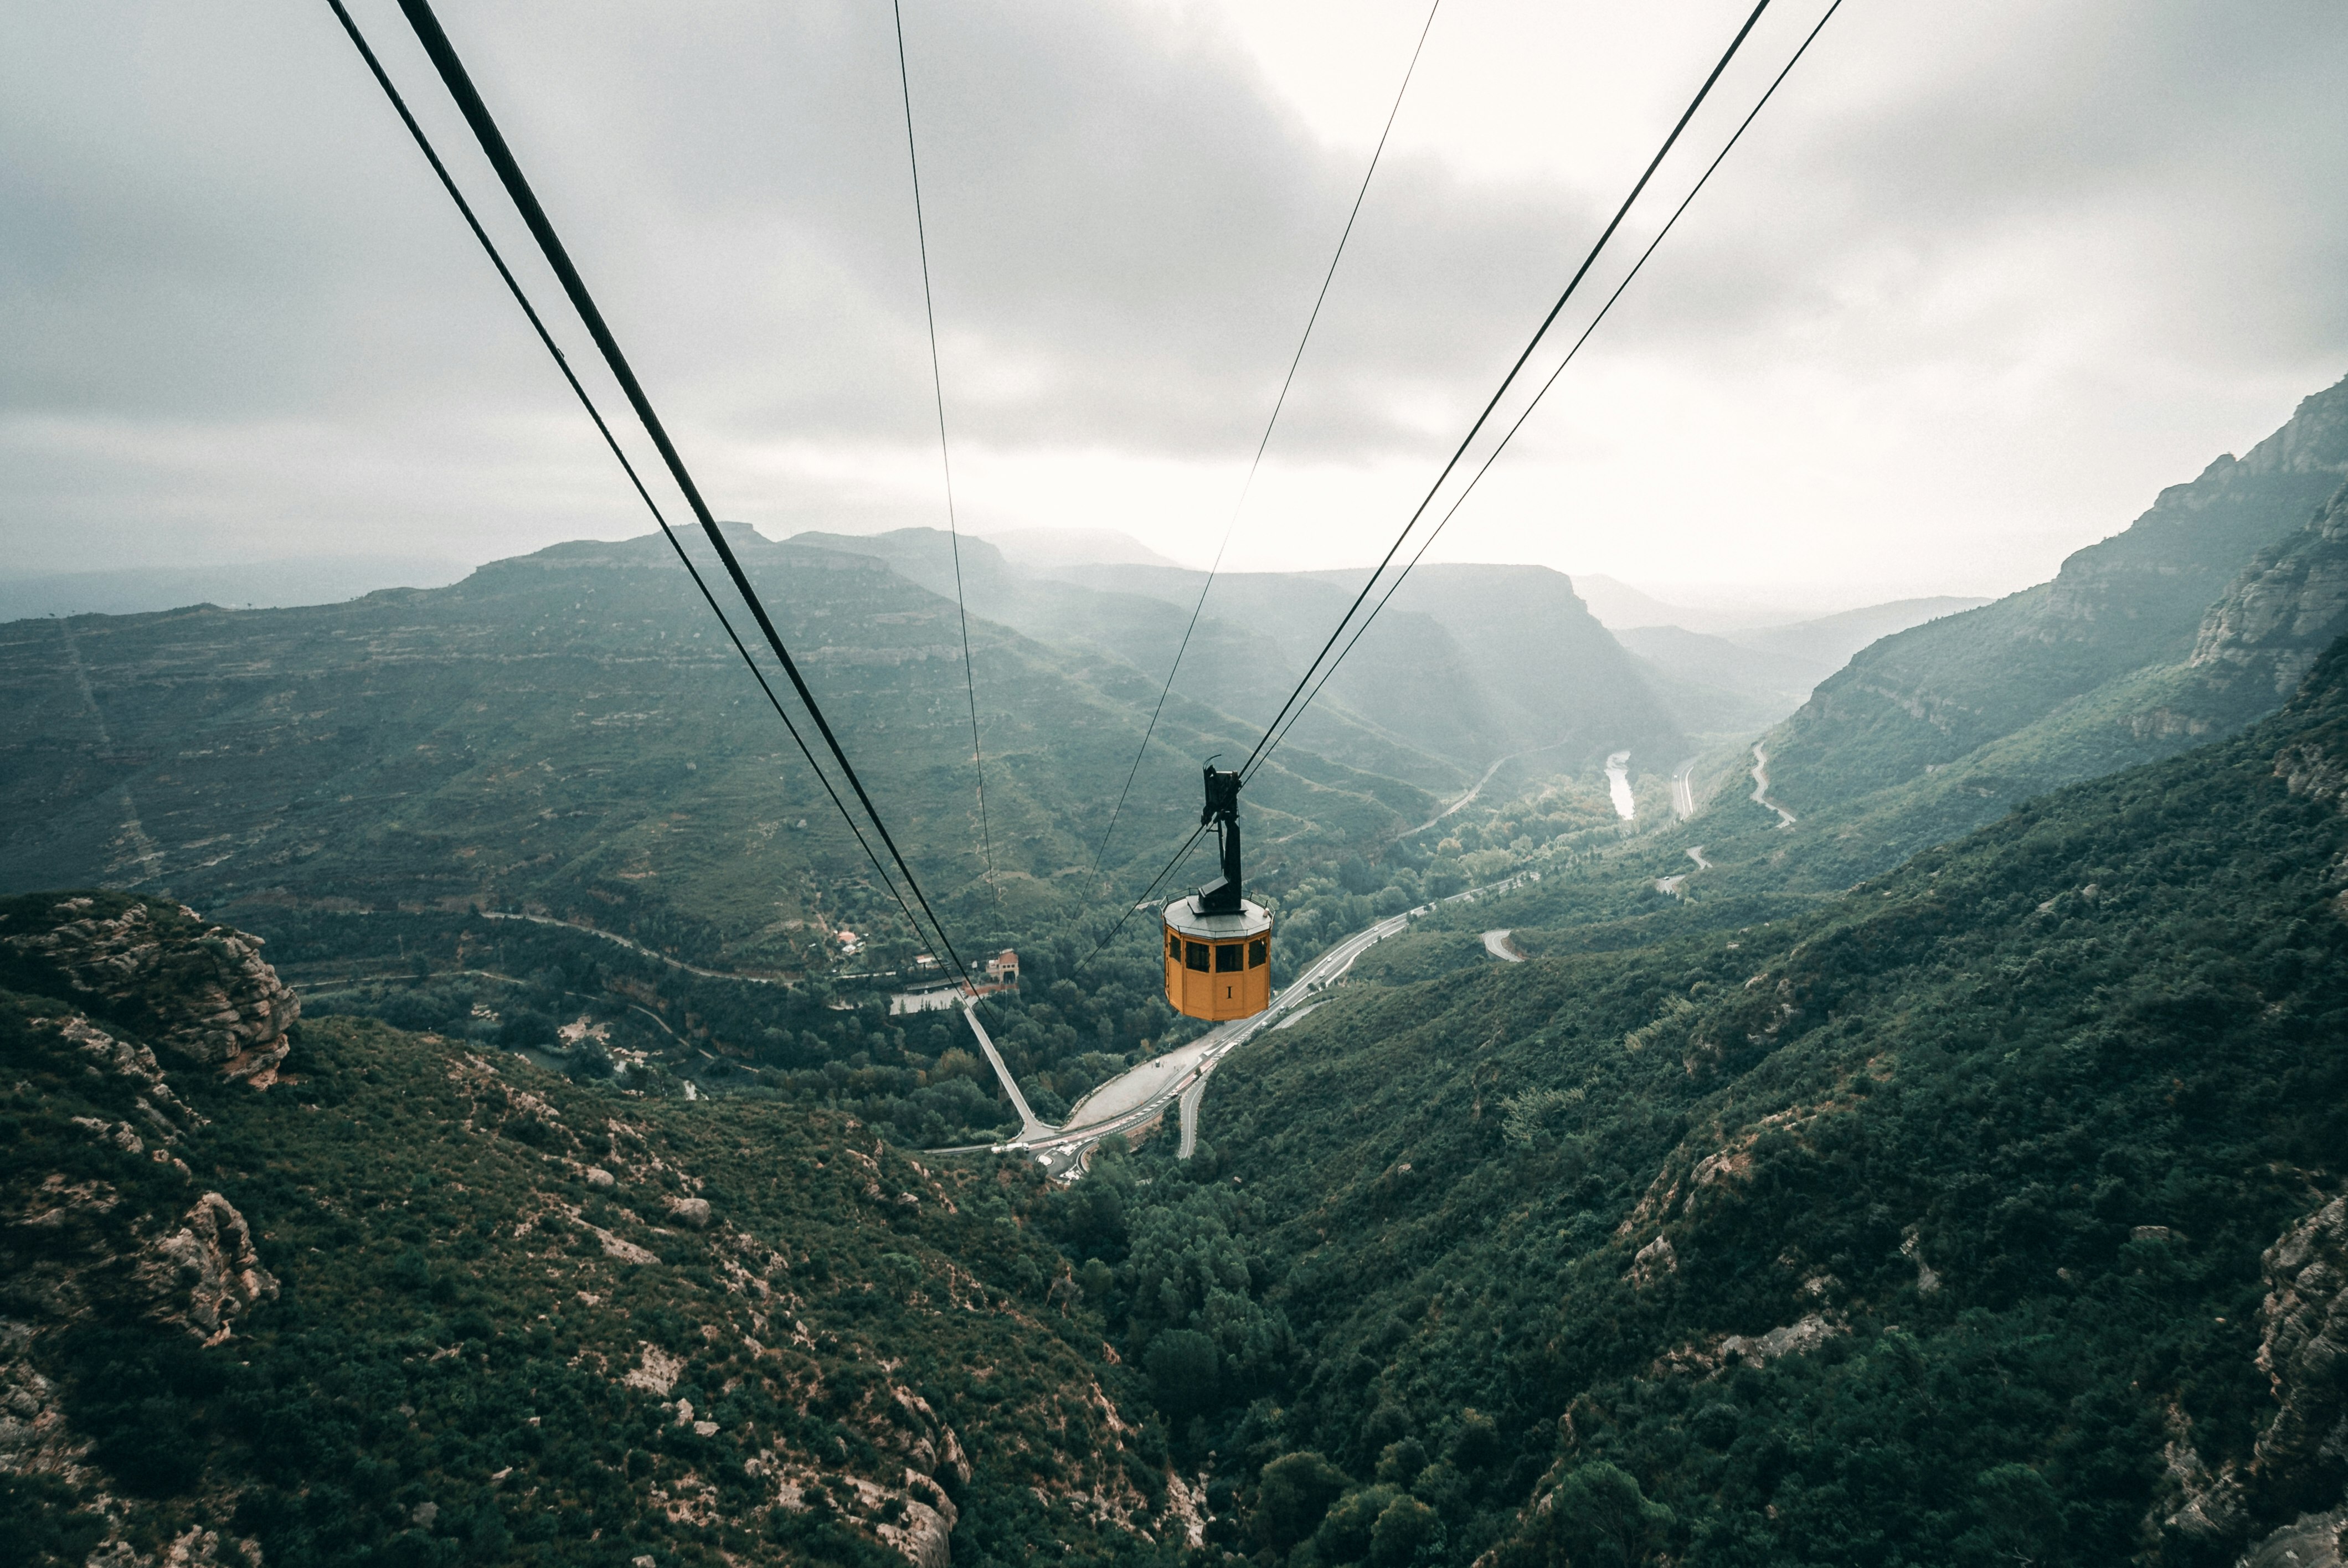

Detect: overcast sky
[5,0,2345,607]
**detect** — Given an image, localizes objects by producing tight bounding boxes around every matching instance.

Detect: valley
[10,3,2346,1565]
[9,376,2348,1568]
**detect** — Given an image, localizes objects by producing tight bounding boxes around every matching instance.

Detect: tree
[1368,1494,1441,1568]
[1257,1452,1351,1552]
[1145,1329,1219,1417]
[1525,1463,1673,1568]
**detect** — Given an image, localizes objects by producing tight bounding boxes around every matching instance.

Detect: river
[1605,751,1635,821]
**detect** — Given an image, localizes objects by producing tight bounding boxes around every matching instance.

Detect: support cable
[1077,821,1214,972]
[889,0,996,906]
[321,0,936,966]
[1248,0,1847,782]
[1089,0,1443,875]
[1236,0,1774,781]
[1088,0,1833,964]
[385,0,981,992]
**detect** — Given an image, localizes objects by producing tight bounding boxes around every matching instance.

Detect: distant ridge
[982,527,1182,572]
[0,556,472,621]
[1671,370,2348,895]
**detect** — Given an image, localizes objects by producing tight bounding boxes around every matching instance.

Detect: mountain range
[13,359,2348,1568]
[11,519,2348,1568]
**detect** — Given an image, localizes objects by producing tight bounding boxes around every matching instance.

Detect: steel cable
[321,0,941,973]
[1235,0,1775,783]
[1248,0,1848,785]
[890,0,997,908]
[375,0,982,992]
[1088,0,1444,875]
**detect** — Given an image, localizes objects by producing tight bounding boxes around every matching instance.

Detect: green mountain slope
[1619,600,1994,745]
[0,527,1613,1149]
[1724,596,1993,673]
[0,528,1451,963]
[1629,467,2348,904]
[1027,560,1687,780]
[0,891,1180,1568]
[1767,374,2348,817]
[1023,633,2348,1568]
[781,530,1480,796]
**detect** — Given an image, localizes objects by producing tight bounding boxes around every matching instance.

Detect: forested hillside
[0,891,1180,1568]
[1015,632,2348,1568]
[803,535,1687,784]
[18,630,2348,1568]
[1763,374,2348,819]
[0,527,1461,962]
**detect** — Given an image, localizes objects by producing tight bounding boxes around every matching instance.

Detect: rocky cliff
[0,893,296,1084]
[0,891,1175,1568]
[1766,373,2348,811]
[2190,479,2348,706]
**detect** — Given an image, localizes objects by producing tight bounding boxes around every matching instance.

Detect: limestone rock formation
[0,896,297,1083]
[878,1492,957,1568]
[2191,482,2348,700]
[1629,1236,1676,1287]
[2237,1509,2347,1568]
[2253,1195,2348,1502]
[136,1193,279,1344]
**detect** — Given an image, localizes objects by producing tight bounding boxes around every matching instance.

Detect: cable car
[1163,762,1272,1021]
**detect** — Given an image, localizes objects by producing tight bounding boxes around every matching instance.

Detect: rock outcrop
[0,895,297,1084]
[2253,1196,2348,1504]
[136,1193,279,1345]
[2237,1509,2348,1568]
[2191,482,2348,701]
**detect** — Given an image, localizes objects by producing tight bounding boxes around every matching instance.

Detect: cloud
[2,0,2345,594]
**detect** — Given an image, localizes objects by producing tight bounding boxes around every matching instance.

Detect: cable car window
[1167,933,1181,960]
[1215,943,1242,973]
[1185,941,1209,972]
[1248,940,1267,968]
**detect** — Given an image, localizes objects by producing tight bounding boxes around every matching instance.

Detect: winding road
[1750,744,1798,828]
[1655,844,1711,897]
[934,871,1541,1178]
[1670,757,1700,821]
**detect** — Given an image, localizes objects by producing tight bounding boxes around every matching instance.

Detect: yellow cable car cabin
[1163,763,1272,1021]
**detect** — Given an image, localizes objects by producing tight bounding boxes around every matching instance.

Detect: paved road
[1750,744,1798,828]
[1655,844,1711,897]
[934,870,1540,1178]
[1482,929,1524,962]
[1670,757,1700,821]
